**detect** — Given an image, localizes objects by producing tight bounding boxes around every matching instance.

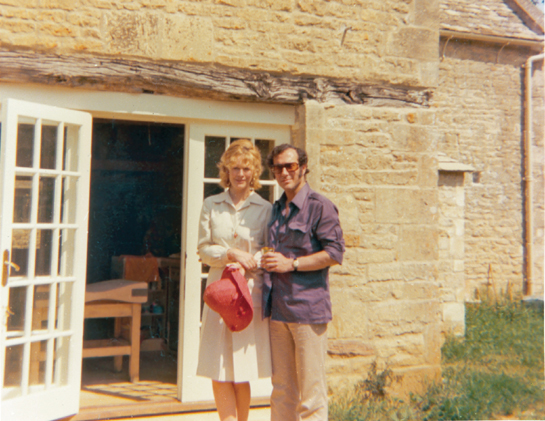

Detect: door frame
[0,98,93,421]
[181,122,290,403]
[0,83,295,412]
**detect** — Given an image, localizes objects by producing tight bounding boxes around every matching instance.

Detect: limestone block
[443,301,465,323]
[329,274,365,288]
[36,9,65,23]
[343,234,361,247]
[0,6,36,19]
[439,288,456,301]
[305,100,325,129]
[359,281,403,302]
[105,11,161,57]
[417,156,438,187]
[364,170,418,185]
[361,151,394,170]
[360,227,398,250]
[401,262,439,282]
[372,109,403,122]
[327,339,375,357]
[398,225,439,261]
[450,236,464,259]
[356,132,391,148]
[356,249,395,264]
[453,259,464,272]
[419,58,440,86]
[161,15,213,61]
[417,110,435,126]
[423,323,442,364]
[66,10,102,28]
[1,19,36,33]
[297,0,330,16]
[390,123,434,152]
[0,0,36,6]
[326,355,376,379]
[392,152,420,170]
[354,119,385,133]
[388,27,438,62]
[322,169,362,186]
[330,288,369,338]
[334,194,360,234]
[368,319,425,338]
[38,22,77,37]
[320,149,358,170]
[216,0,246,7]
[66,38,103,52]
[402,281,438,300]
[376,188,437,224]
[389,349,427,368]
[438,236,449,251]
[5,32,57,49]
[368,263,403,282]
[247,0,294,11]
[325,129,356,145]
[41,0,77,11]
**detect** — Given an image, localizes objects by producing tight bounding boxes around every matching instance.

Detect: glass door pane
[0,98,92,421]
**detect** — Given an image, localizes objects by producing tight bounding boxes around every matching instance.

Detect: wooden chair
[82,279,148,382]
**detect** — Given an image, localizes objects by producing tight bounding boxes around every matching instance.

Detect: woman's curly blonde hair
[218,139,263,190]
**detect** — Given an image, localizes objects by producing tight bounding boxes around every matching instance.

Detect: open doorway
[80,119,184,411]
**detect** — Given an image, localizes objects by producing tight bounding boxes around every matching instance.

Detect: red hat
[203,267,254,332]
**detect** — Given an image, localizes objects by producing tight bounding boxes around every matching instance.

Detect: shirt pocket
[286,219,312,253]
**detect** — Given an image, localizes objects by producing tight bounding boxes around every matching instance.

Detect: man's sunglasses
[270,162,300,174]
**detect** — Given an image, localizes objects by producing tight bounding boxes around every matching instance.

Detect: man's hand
[226,248,258,272]
[261,252,294,273]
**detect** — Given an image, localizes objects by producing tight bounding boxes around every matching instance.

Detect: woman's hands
[226,248,258,272]
[226,262,245,277]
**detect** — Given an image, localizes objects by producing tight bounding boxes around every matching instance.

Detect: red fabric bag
[203,267,254,332]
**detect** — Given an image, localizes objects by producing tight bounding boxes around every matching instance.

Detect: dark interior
[84,119,184,345]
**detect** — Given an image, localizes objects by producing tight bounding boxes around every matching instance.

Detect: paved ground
[130,407,271,420]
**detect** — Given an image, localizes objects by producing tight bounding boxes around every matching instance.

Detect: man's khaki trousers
[270,320,328,421]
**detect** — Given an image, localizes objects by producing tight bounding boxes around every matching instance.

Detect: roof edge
[505,0,545,34]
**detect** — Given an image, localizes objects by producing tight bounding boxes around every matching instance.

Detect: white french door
[180,122,290,403]
[0,99,92,420]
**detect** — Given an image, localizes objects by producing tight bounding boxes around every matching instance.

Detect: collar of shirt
[211,190,261,210]
[275,182,310,215]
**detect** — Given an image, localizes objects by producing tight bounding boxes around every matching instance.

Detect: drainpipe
[523,53,544,297]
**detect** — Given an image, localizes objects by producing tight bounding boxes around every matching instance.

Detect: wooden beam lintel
[0,49,431,108]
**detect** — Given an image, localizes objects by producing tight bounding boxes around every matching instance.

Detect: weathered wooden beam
[0,49,431,107]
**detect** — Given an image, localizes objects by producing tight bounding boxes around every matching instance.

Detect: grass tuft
[330,297,544,421]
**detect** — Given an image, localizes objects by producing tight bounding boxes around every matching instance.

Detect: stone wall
[433,38,544,301]
[297,100,442,393]
[438,170,467,336]
[529,59,544,299]
[0,0,439,87]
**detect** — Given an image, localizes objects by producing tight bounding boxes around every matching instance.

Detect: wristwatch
[292,258,299,272]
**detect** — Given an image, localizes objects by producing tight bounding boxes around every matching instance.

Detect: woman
[197,139,272,421]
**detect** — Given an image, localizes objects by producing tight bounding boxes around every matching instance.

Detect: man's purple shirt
[262,183,345,324]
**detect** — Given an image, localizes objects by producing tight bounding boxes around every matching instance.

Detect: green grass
[330,298,544,421]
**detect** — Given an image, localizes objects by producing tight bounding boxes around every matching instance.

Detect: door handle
[2,249,20,287]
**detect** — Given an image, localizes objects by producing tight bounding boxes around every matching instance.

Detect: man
[262,144,345,421]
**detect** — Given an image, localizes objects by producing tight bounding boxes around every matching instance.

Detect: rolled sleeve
[316,200,345,265]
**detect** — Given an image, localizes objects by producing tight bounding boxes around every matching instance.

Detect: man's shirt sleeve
[315,198,345,265]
